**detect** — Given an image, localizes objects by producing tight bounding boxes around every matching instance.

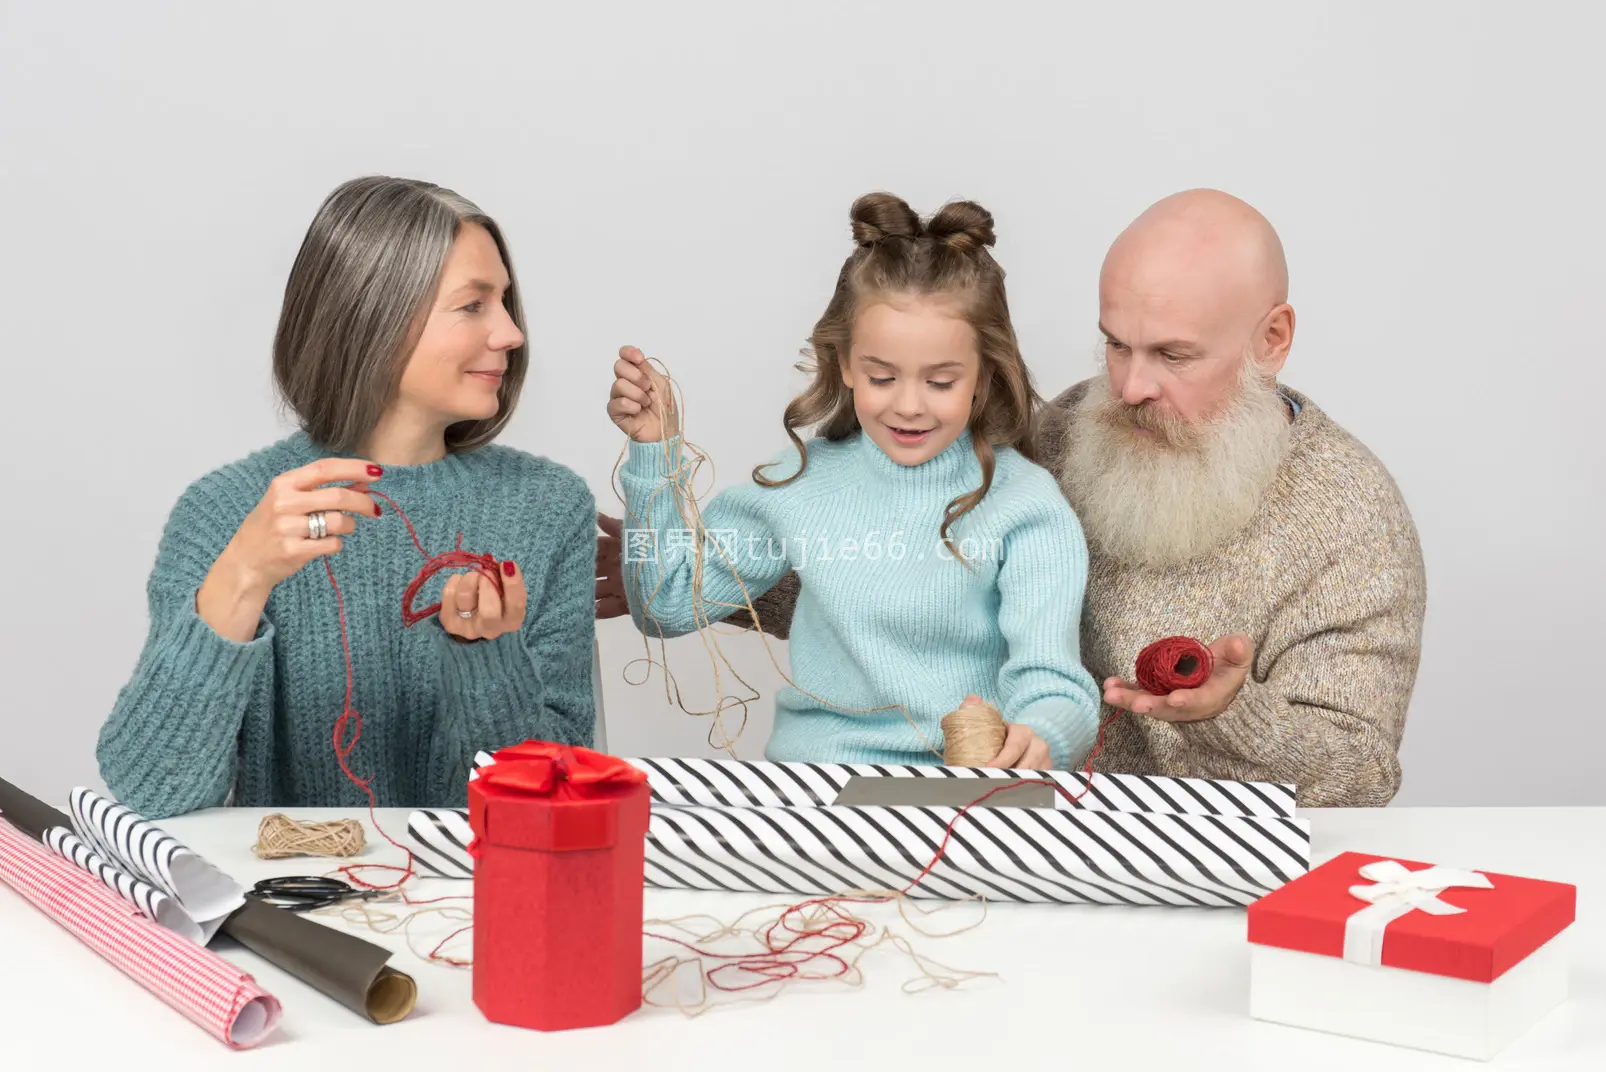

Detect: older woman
[97,176,596,818]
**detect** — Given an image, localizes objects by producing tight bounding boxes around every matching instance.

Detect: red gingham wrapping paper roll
[0,819,282,1049]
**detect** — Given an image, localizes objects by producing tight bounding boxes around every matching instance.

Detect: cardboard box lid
[1247,851,1576,983]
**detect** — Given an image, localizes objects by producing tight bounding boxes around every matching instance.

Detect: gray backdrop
[2,1,1600,807]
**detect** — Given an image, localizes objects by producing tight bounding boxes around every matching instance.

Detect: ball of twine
[941,700,1007,767]
[253,813,366,860]
[1133,636,1214,694]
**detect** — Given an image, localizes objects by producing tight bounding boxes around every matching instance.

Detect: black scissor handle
[246,875,353,911]
[253,876,349,896]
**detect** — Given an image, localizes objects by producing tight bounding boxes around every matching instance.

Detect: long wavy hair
[754,191,1041,560]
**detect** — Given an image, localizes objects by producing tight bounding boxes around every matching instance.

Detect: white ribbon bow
[1341,860,1494,966]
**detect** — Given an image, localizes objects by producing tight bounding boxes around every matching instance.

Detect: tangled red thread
[319,488,496,962]
[650,774,1122,991]
[652,634,1224,994]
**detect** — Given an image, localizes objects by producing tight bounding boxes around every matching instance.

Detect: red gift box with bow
[467,740,650,1032]
[1246,851,1577,1059]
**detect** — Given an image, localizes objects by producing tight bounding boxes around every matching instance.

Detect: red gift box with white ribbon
[1246,850,1576,1060]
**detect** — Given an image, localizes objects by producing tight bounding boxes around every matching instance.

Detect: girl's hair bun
[850,192,923,246]
[925,200,996,254]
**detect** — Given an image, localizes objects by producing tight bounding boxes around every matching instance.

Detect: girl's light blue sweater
[620,429,1100,768]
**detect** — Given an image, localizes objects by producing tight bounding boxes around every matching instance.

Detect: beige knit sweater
[729,382,1427,807]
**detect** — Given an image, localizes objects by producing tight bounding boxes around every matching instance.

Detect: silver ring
[456,609,475,619]
[307,511,327,540]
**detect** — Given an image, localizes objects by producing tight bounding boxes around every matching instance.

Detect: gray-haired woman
[96,176,597,819]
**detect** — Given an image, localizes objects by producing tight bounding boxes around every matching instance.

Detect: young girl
[608,193,1099,770]
[97,176,598,818]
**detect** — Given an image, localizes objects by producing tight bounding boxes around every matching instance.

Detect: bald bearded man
[596,190,1427,807]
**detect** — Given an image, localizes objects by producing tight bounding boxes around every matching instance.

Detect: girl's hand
[199,458,383,642]
[440,561,527,642]
[987,722,1053,770]
[608,345,679,442]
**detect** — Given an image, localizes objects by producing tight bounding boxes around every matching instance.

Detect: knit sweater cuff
[624,436,683,481]
[1174,678,1292,771]
[96,599,273,817]
[154,600,275,711]
[1012,700,1098,770]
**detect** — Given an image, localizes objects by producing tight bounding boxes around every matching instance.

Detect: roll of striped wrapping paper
[42,827,209,946]
[0,819,281,1049]
[415,754,1312,905]
[68,787,244,938]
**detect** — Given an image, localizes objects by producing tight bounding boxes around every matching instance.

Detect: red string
[321,495,1214,984]
[1134,635,1214,694]
[316,487,495,965]
[1055,634,1214,803]
[649,775,1153,991]
[651,634,1218,993]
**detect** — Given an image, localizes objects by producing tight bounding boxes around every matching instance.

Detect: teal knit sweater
[96,432,597,819]
[620,429,1100,768]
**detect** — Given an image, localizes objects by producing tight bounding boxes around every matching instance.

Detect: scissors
[247,875,390,913]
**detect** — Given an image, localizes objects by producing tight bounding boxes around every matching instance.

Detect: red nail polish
[374,502,382,516]
[367,464,383,477]
[502,560,516,577]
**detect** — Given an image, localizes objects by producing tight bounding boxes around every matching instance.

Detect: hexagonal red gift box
[468,741,650,1032]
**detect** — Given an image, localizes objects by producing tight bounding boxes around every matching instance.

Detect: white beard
[1058,362,1294,568]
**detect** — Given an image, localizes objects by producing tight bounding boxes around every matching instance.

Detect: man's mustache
[1092,398,1203,450]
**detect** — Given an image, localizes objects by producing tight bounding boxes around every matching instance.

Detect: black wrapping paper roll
[0,775,415,1024]
[223,898,416,1023]
[0,775,72,843]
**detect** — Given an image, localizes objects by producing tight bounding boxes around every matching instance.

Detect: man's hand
[1102,634,1254,723]
[595,512,628,619]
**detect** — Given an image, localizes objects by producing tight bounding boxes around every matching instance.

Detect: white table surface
[3,805,1601,1071]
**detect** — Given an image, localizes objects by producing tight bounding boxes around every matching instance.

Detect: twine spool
[1134,636,1214,694]
[941,701,1007,767]
[253,814,366,860]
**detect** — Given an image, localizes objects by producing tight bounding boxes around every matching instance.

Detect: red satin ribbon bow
[475,740,647,797]
[467,741,647,858]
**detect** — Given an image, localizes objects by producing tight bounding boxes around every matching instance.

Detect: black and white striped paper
[68,787,244,933]
[407,809,476,878]
[43,827,206,944]
[628,756,1297,818]
[413,755,1309,905]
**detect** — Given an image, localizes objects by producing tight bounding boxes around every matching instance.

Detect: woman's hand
[440,561,528,642]
[199,458,383,642]
[987,721,1053,770]
[608,345,678,442]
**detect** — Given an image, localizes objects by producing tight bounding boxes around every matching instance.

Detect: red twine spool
[1059,634,1214,805]
[1134,635,1214,695]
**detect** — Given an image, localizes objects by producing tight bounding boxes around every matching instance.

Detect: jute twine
[940,701,1007,766]
[610,355,949,761]
[252,813,366,860]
